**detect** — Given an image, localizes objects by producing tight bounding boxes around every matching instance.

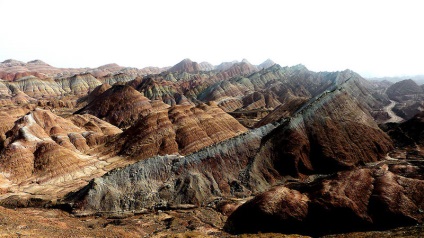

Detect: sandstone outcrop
[97,72,135,85]
[255,96,308,127]
[225,161,424,235]
[64,124,275,214]
[0,59,168,82]
[132,77,190,106]
[168,59,201,73]
[56,73,101,96]
[111,102,248,158]
[1,59,417,237]
[65,74,393,215]
[196,64,380,114]
[0,112,16,142]
[0,109,121,184]
[251,76,393,178]
[76,83,112,107]
[75,85,153,128]
[0,59,62,81]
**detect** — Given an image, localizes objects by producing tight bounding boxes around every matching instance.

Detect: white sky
[0,0,423,77]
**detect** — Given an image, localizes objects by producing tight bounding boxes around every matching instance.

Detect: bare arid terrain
[0,59,424,237]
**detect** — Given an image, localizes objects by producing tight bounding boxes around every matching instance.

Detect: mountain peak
[1,59,25,65]
[168,58,200,73]
[27,59,48,65]
[241,58,251,64]
[199,61,215,71]
[258,59,276,69]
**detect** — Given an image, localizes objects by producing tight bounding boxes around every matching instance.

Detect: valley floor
[1,205,423,238]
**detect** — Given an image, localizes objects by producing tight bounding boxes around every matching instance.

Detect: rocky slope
[385,79,424,120]
[64,124,275,214]
[386,79,423,101]
[1,59,419,237]
[199,61,215,71]
[258,59,276,69]
[65,74,393,215]
[75,85,154,128]
[0,109,122,184]
[0,59,168,82]
[381,111,424,156]
[197,64,385,116]
[252,77,393,178]
[111,102,248,159]
[130,77,190,106]
[168,58,201,73]
[0,59,69,81]
[225,160,424,236]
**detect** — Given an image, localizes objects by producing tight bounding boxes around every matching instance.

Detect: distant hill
[368,75,424,85]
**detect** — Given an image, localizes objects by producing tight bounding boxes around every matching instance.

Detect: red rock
[168,59,200,73]
[113,102,247,158]
[75,85,153,128]
[225,163,424,235]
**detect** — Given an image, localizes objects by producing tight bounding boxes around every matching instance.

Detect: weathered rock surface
[75,85,153,128]
[55,73,102,96]
[0,112,16,142]
[0,109,122,184]
[111,102,248,158]
[255,96,308,127]
[386,79,423,101]
[199,61,215,71]
[382,111,424,150]
[252,77,393,178]
[0,59,64,81]
[76,83,112,107]
[385,79,424,120]
[168,58,201,73]
[98,72,136,85]
[65,74,393,215]
[131,77,190,106]
[0,59,168,82]
[64,124,275,214]
[258,59,276,69]
[225,161,424,236]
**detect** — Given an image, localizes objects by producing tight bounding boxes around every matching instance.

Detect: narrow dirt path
[384,100,403,123]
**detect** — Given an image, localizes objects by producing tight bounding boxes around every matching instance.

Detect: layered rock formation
[65,74,393,216]
[0,59,65,81]
[76,83,112,107]
[0,112,16,142]
[131,77,190,106]
[113,102,248,159]
[198,61,215,71]
[0,59,168,82]
[64,124,275,214]
[252,78,393,178]
[386,79,423,101]
[75,85,153,128]
[254,96,308,127]
[258,59,276,69]
[168,59,200,73]
[0,109,122,184]
[225,161,424,235]
[1,59,418,237]
[196,64,383,114]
